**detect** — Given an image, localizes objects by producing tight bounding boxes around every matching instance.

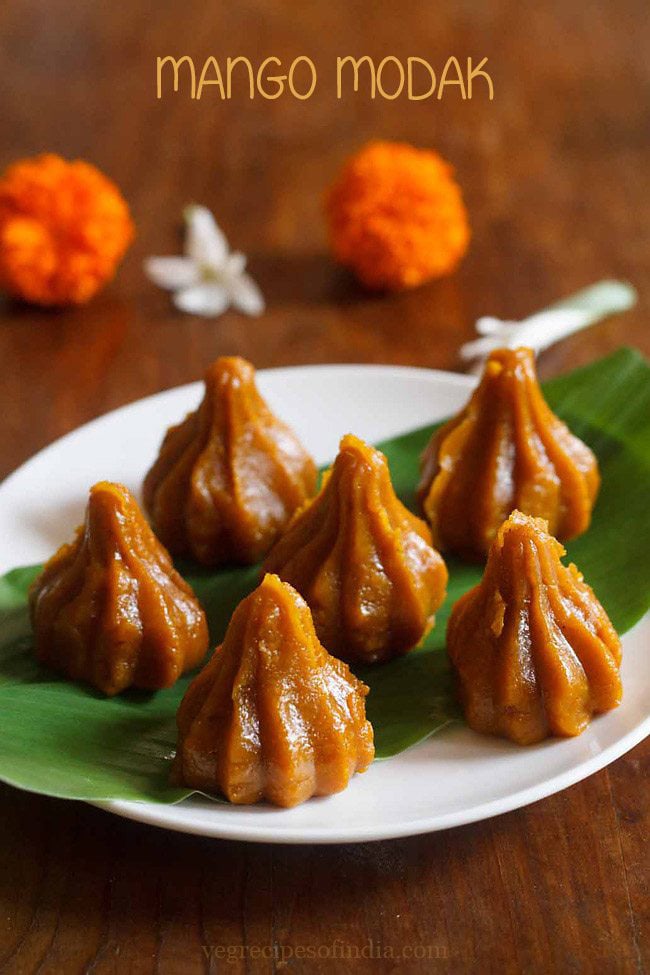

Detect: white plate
[0,365,648,844]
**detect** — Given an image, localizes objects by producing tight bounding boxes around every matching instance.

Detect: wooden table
[0,1,648,972]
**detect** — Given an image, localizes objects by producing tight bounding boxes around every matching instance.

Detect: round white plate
[1,364,648,844]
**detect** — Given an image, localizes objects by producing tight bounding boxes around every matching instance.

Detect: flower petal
[225,251,247,276]
[144,256,199,291]
[174,283,229,317]
[228,272,265,316]
[184,205,229,267]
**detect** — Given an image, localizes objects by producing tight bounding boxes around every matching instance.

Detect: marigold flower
[325,141,470,291]
[0,154,134,306]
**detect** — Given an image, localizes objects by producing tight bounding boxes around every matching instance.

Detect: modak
[263,434,448,664]
[29,482,208,696]
[417,347,600,559]
[173,573,374,807]
[447,510,622,745]
[143,356,317,566]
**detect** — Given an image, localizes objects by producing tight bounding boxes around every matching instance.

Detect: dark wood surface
[1,1,648,972]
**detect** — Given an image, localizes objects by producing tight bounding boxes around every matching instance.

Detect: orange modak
[447,511,622,745]
[29,482,208,696]
[143,357,317,566]
[263,434,448,665]
[417,347,600,559]
[173,574,374,807]
[0,154,134,306]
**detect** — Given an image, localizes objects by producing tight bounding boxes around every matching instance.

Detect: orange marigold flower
[325,140,470,291]
[0,153,134,306]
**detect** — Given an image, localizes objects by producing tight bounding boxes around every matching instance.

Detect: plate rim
[96,695,650,843]
[1,362,647,844]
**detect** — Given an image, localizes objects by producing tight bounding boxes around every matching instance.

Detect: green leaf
[0,348,648,802]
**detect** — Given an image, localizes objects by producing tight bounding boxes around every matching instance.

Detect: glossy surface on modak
[143,356,317,566]
[173,573,374,807]
[418,347,600,559]
[447,511,622,745]
[29,482,208,696]
[263,434,448,664]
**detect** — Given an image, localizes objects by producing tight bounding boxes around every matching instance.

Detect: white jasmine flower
[460,280,636,367]
[145,205,264,317]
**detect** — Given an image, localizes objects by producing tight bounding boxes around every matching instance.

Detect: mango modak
[447,510,622,745]
[143,356,317,566]
[417,347,600,559]
[173,573,374,807]
[263,434,448,664]
[29,481,208,696]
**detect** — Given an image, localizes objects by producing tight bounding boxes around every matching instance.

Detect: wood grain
[0,0,648,972]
